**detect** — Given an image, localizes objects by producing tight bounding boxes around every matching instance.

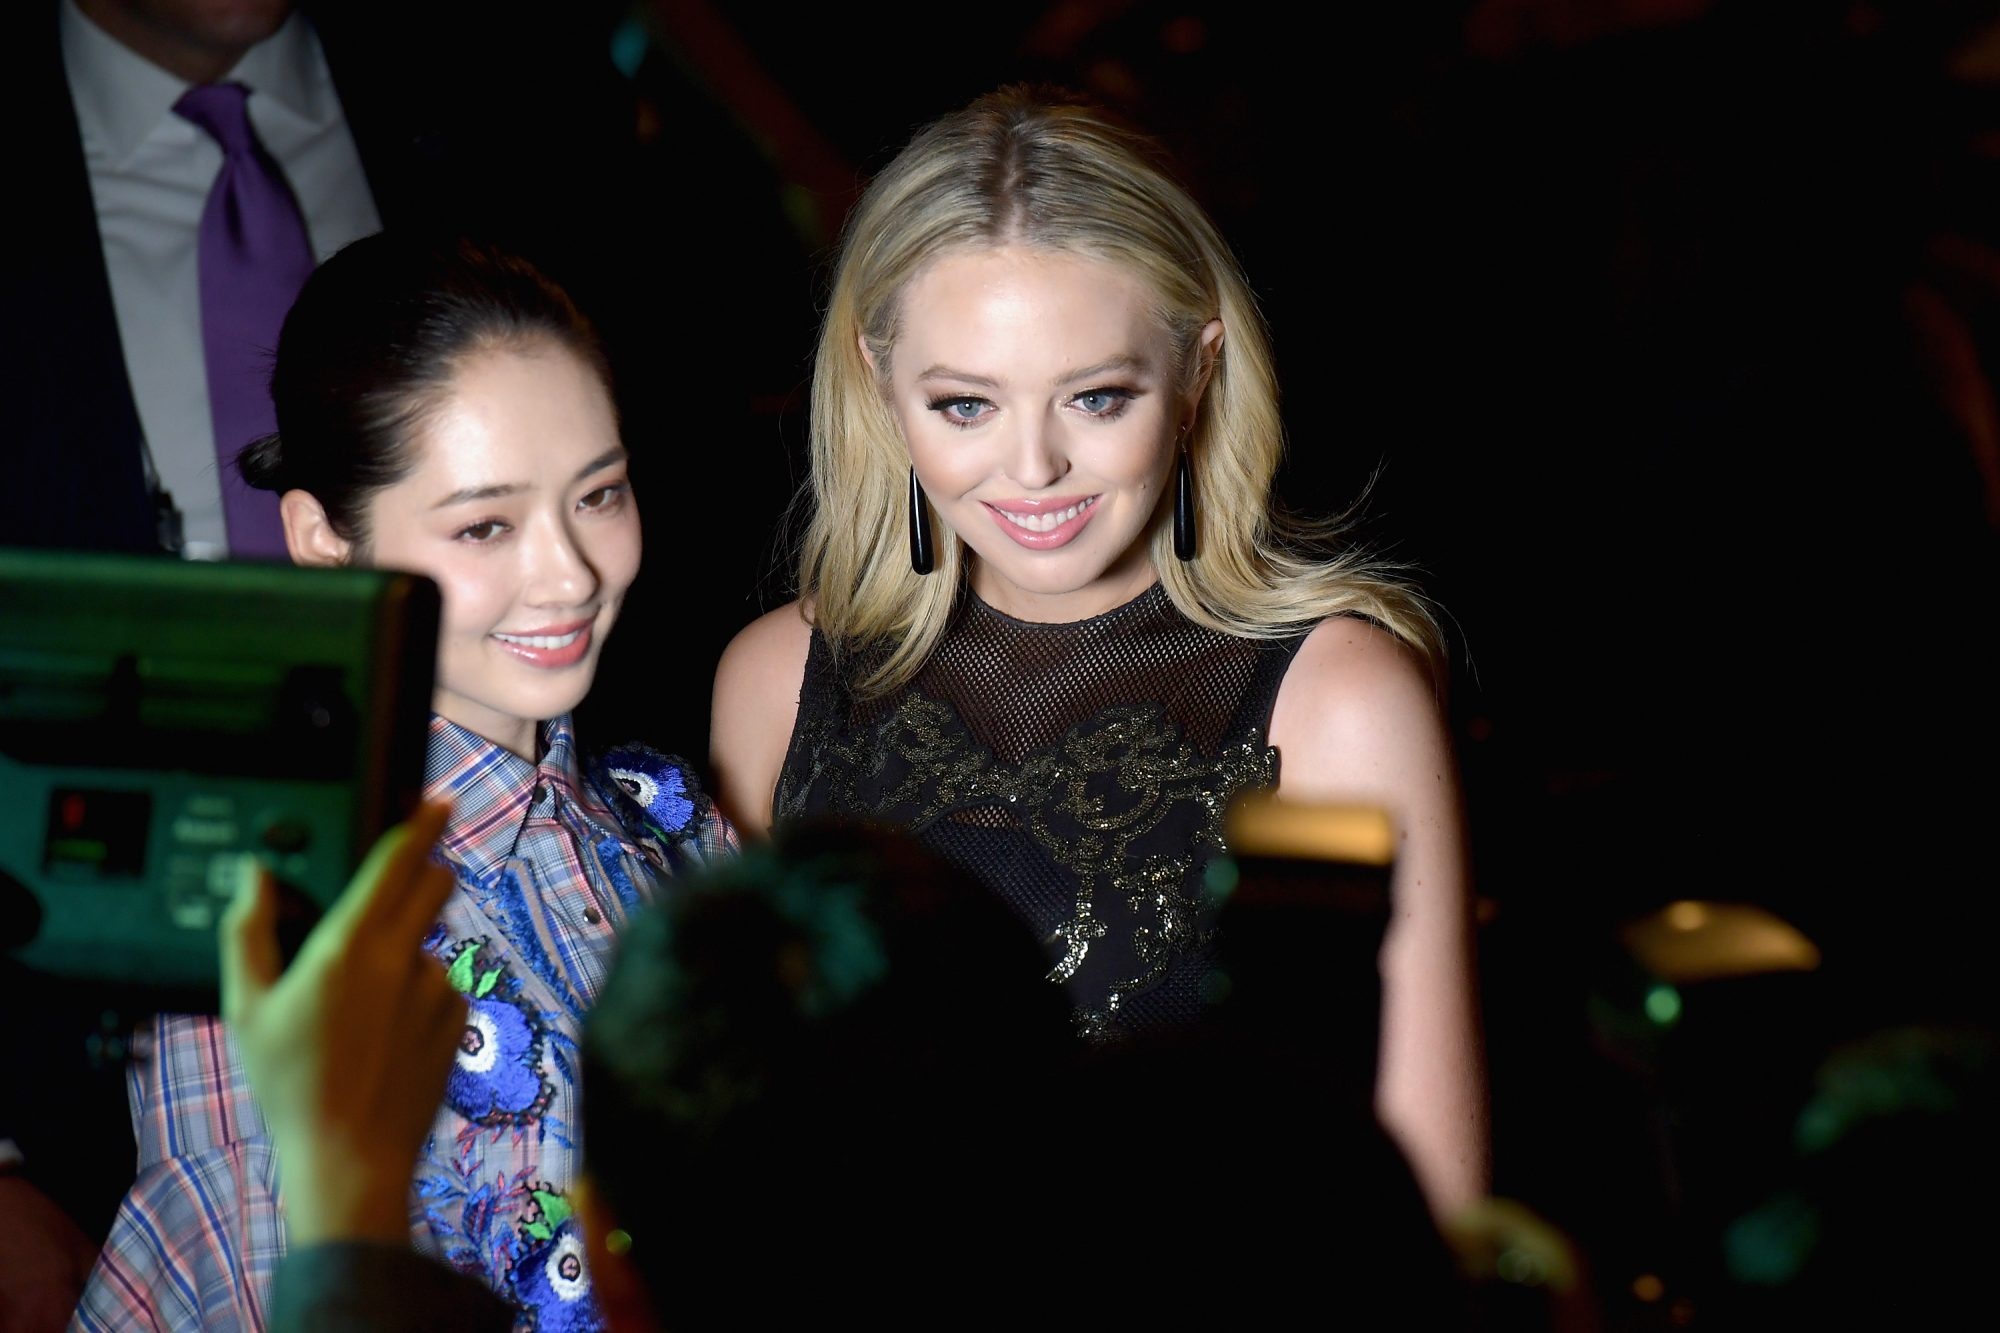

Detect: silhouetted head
[579,821,1072,1323]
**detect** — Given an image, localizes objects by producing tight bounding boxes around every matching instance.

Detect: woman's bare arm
[1267,616,1489,1219]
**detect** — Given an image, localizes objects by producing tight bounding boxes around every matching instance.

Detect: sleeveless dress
[776,582,1308,1041]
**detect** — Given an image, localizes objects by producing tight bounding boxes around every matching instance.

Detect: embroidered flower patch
[598,745,697,837]
[512,1188,605,1333]
[443,938,554,1127]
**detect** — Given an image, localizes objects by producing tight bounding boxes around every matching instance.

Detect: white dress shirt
[61,1,382,559]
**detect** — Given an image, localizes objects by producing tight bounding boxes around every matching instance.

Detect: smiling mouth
[992,496,1098,532]
[493,628,584,649]
[490,618,596,667]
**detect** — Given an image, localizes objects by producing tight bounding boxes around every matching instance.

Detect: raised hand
[220,801,465,1247]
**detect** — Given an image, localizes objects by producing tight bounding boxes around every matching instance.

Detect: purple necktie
[174,82,314,560]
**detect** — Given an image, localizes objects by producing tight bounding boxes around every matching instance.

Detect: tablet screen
[0,550,438,1006]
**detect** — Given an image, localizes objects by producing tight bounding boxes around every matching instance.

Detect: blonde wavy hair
[799,86,1441,696]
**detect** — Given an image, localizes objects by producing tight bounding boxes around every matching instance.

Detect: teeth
[495,629,582,649]
[999,498,1094,532]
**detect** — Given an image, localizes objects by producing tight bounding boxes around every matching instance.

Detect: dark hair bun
[236,432,289,493]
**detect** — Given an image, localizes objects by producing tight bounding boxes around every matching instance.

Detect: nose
[524,515,601,608]
[1006,411,1070,491]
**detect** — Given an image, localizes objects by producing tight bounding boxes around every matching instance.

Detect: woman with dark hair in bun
[73,232,736,1333]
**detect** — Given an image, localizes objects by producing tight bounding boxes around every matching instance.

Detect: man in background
[2,5,705,1326]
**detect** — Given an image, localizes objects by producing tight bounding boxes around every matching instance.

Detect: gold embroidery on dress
[788,690,1277,1037]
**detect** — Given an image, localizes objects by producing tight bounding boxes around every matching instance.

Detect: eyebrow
[429,447,629,510]
[914,354,1152,388]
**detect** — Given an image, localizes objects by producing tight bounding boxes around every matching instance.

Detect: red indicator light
[61,793,87,831]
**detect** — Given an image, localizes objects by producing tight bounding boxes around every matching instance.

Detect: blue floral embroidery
[417,1154,541,1297]
[443,939,553,1127]
[511,1188,606,1333]
[596,745,697,840]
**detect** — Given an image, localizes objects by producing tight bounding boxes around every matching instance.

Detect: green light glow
[1645,984,1682,1026]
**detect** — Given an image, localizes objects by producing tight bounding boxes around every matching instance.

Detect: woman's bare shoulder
[1268,615,1451,802]
[709,599,817,835]
[1284,614,1438,712]
[716,599,816,682]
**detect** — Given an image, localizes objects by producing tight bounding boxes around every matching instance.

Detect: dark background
[458,1,2000,1326]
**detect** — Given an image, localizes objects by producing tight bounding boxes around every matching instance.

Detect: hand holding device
[221,800,465,1248]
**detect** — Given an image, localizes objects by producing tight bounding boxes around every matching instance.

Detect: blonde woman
[712,86,1487,1219]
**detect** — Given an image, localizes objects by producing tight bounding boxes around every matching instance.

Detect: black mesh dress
[775,581,1310,1040]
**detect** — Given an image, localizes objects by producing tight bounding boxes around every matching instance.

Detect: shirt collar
[60,1,332,165]
[422,714,634,883]
[227,10,334,125]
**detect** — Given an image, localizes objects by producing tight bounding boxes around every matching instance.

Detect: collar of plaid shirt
[423,713,639,885]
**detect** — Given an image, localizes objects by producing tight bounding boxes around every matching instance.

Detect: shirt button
[583,907,602,925]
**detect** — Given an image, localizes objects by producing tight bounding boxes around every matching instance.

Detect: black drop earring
[1173,442,1196,561]
[908,467,934,576]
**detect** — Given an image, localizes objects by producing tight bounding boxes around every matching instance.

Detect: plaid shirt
[72,715,735,1333]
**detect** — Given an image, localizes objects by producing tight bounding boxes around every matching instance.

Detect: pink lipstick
[491,619,594,668]
[984,495,1100,550]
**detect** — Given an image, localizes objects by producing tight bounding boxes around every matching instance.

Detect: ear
[279,489,350,567]
[575,1174,658,1333]
[1184,318,1226,430]
[856,330,880,380]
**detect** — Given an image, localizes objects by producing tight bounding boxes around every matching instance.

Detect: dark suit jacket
[5,1,159,551]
